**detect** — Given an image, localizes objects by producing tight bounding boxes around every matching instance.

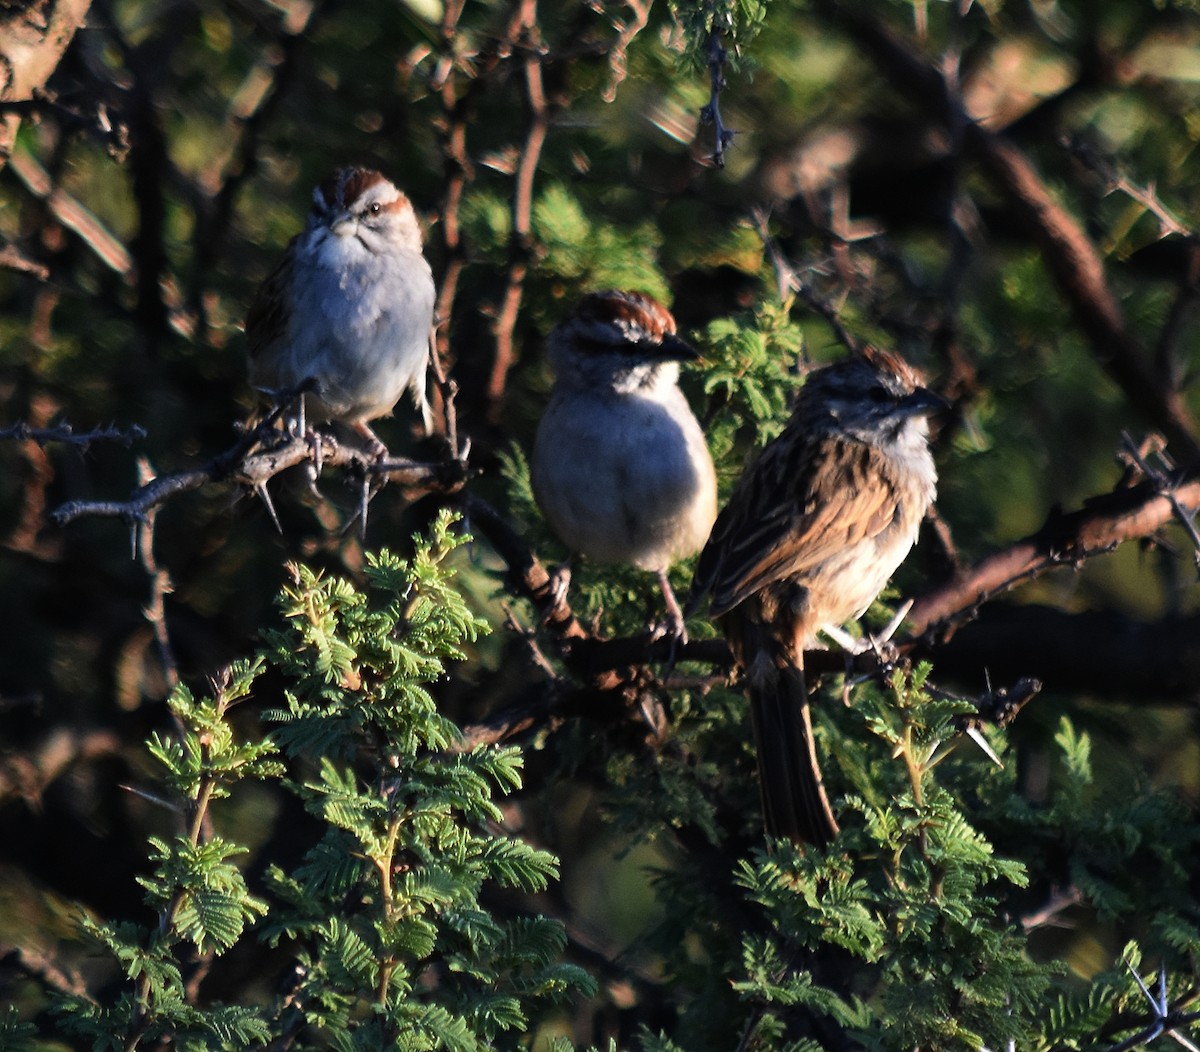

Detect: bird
[690,346,942,844]
[531,290,718,639]
[246,166,436,455]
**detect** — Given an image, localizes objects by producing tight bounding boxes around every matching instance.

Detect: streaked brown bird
[691,347,941,844]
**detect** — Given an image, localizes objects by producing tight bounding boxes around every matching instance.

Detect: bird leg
[351,420,389,460]
[653,567,689,646]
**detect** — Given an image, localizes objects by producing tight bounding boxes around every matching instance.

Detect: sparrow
[246,166,435,454]
[531,290,718,638]
[691,346,942,844]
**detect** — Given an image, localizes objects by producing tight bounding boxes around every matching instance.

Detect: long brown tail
[746,655,840,846]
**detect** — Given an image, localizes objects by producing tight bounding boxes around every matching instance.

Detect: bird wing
[245,243,296,365]
[695,431,903,616]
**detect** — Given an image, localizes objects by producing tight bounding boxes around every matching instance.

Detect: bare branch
[0,420,146,447]
[51,394,470,529]
[9,147,134,275]
[0,0,93,171]
[699,28,735,168]
[906,474,1200,645]
[0,239,50,279]
[809,0,1200,466]
[601,0,653,102]
[487,3,551,420]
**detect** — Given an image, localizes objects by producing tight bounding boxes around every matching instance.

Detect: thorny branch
[1099,965,1200,1052]
[699,28,735,168]
[0,421,146,448]
[1118,431,1200,571]
[190,1,320,336]
[51,388,470,530]
[454,446,1200,748]
[905,470,1200,645]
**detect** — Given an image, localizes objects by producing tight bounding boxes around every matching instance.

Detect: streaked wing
[696,431,902,615]
[245,243,295,363]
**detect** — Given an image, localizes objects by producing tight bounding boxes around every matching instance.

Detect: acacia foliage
[2,0,1200,1049]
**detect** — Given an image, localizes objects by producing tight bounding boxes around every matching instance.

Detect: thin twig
[749,207,862,353]
[487,0,550,420]
[699,28,735,167]
[601,0,653,102]
[134,466,180,694]
[9,146,134,275]
[0,421,147,447]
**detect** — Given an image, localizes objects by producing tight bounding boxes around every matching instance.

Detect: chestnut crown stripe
[313,167,406,214]
[566,290,691,356]
[854,345,926,393]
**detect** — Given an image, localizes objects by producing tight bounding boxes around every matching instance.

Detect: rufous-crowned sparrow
[246,166,435,454]
[532,290,717,638]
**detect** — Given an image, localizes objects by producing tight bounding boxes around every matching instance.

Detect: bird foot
[350,421,389,461]
[544,562,573,615]
[647,611,688,648]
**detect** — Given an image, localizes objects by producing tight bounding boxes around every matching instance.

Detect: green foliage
[666,0,771,71]
[0,1007,39,1051]
[46,512,593,1049]
[693,298,807,465]
[595,667,1200,1051]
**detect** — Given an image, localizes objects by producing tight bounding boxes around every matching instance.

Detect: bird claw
[647,612,688,647]
[545,561,573,614]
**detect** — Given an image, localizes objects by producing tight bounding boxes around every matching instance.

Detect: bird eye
[868,386,891,403]
[368,202,382,216]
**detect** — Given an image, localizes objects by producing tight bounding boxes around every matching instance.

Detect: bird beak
[900,387,949,417]
[330,214,356,238]
[648,333,701,362]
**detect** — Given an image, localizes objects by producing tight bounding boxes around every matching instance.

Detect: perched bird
[531,290,718,638]
[691,347,942,844]
[246,166,435,453]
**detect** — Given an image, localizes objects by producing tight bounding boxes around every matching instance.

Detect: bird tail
[743,633,840,846]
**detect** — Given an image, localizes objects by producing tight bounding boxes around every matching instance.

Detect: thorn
[255,482,283,533]
[120,783,184,813]
[877,598,914,644]
[359,476,371,542]
[966,725,1004,768]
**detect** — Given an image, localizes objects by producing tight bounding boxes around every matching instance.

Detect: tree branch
[52,422,469,528]
[906,475,1200,644]
[809,0,1200,465]
[0,0,93,171]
